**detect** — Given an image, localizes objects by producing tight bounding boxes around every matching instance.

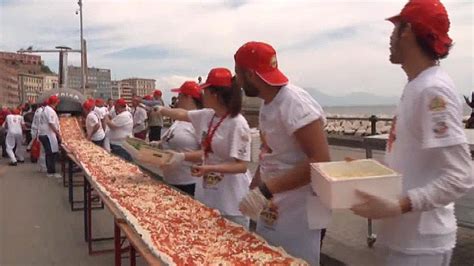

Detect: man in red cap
[38,95,62,178]
[147,89,165,141]
[349,1,473,265]
[104,98,133,161]
[235,41,331,264]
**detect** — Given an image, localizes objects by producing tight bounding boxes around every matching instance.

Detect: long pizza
[59,116,307,265]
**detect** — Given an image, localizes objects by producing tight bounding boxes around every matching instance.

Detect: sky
[0,0,472,103]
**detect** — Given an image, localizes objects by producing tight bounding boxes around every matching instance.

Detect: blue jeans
[110,144,132,162]
[39,135,57,174]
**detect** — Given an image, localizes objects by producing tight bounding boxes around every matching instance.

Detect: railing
[326,115,393,136]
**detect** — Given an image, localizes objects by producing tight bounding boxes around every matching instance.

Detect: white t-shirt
[258,83,329,231]
[5,114,24,135]
[38,105,59,136]
[161,121,200,185]
[188,108,251,216]
[94,106,107,120]
[86,111,105,141]
[31,107,43,135]
[381,66,468,254]
[132,105,148,133]
[108,110,133,146]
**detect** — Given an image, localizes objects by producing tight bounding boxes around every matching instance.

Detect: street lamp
[77,0,85,95]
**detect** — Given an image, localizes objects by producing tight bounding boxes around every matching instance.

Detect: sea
[323,105,472,117]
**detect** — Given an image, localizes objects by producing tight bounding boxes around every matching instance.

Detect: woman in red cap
[154,81,203,196]
[350,1,473,265]
[38,95,62,178]
[3,108,25,166]
[159,68,251,227]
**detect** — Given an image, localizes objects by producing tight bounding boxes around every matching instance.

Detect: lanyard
[203,113,229,158]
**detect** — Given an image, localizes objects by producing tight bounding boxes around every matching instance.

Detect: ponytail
[208,76,242,118]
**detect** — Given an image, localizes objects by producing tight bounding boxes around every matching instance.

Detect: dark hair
[398,21,451,60]
[208,76,242,117]
[192,97,203,109]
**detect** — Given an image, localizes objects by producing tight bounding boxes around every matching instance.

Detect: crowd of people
[1,1,473,265]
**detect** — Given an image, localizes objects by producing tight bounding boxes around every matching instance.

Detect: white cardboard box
[310,159,402,209]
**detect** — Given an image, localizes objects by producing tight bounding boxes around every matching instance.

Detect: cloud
[1,0,472,102]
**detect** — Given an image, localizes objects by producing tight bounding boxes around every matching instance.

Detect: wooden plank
[117,221,163,266]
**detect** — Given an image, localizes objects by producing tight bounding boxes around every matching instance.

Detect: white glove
[149,141,162,148]
[161,151,185,170]
[239,188,269,221]
[350,190,402,219]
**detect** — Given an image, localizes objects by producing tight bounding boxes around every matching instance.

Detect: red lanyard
[203,113,229,157]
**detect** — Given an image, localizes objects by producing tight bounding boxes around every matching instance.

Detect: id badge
[260,201,279,229]
[202,172,223,190]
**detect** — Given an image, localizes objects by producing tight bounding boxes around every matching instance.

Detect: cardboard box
[123,137,172,167]
[310,159,401,209]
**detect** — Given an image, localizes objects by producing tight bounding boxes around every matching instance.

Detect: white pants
[6,133,24,163]
[38,146,46,171]
[380,249,452,266]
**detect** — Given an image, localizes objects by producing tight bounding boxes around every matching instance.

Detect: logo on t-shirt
[429,96,447,112]
[433,121,449,137]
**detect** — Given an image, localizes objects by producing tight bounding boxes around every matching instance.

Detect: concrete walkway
[0,147,472,265]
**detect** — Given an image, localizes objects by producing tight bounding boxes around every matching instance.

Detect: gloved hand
[149,141,162,148]
[161,151,185,170]
[239,188,269,221]
[350,190,402,219]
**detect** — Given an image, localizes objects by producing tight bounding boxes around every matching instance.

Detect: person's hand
[149,141,162,148]
[350,190,402,219]
[239,188,269,221]
[161,150,185,170]
[190,164,213,177]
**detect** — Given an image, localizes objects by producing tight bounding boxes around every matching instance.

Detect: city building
[111,80,121,100]
[42,74,59,92]
[18,73,44,103]
[67,66,111,99]
[119,81,133,104]
[0,51,44,107]
[0,62,19,107]
[121,78,155,97]
[0,51,41,66]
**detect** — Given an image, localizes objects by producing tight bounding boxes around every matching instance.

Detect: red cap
[153,90,162,97]
[200,68,233,89]
[143,95,153,100]
[115,98,127,108]
[234,42,288,86]
[95,98,105,105]
[11,108,21,115]
[387,0,452,57]
[82,99,95,111]
[47,95,60,105]
[171,81,202,99]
